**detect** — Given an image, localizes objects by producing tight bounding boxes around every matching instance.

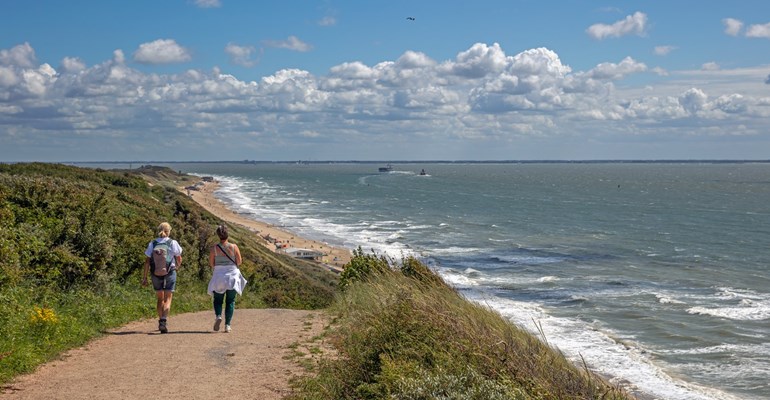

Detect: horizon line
[59,159,770,165]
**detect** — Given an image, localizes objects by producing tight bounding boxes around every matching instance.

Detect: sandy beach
[182,180,351,269]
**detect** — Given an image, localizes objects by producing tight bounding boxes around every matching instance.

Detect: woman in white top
[142,222,183,334]
[208,225,247,333]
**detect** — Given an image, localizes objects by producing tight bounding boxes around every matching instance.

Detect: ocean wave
[683,287,770,321]
[458,293,739,400]
[428,246,485,256]
[655,293,687,305]
[659,342,770,357]
[687,305,770,321]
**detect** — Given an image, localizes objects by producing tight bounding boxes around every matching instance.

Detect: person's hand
[141,277,148,287]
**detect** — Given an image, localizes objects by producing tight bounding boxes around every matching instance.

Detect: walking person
[208,225,248,333]
[142,222,183,334]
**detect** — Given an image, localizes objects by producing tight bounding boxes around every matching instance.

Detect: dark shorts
[151,270,177,292]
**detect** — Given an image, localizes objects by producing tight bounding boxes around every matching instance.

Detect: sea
[100,162,770,399]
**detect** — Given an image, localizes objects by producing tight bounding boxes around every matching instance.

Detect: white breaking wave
[454,290,743,400]
[686,287,770,321]
[687,305,770,321]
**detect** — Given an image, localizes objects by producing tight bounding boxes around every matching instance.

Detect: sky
[1,0,770,162]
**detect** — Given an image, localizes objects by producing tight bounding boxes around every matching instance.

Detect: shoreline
[182,180,351,269]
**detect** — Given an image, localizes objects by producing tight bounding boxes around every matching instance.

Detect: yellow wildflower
[30,306,59,325]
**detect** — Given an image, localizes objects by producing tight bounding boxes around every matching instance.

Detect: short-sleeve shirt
[144,237,183,268]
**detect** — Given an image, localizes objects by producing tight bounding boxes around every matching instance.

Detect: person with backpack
[208,225,247,333]
[142,222,183,334]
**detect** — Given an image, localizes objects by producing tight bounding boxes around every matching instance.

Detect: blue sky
[1,0,770,161]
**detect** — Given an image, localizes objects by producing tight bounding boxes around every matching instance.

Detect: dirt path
[2,309,327,399]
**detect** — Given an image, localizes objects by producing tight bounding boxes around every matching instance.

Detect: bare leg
[161,291,174,319]
[155,291,165,319]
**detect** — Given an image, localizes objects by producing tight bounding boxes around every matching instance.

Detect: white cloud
[263,36,312,52]
[194,0,221,8]
[746,22,770,38]
[723,18,744,36]
[654,45,676,56]
[446,42,508,78]
[586,12,648,40]
[0,104,22,114]
[60,57,86,73]
[586,57,647,80]
[0,42,37,68]
[0,66,18,87]
[396,51,436,69]
[133,39,192,64]
[702,62,720,71]
[679,88,708,115]
[2,41,770,161]
[21,64,56,97]
[225,43,258,67]
[318,16,337,26]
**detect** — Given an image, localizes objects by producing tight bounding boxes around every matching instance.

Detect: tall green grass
[291,251,634,399]
[0,163,337,385]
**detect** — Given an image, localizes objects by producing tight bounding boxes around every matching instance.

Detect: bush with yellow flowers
[30,306,59,326]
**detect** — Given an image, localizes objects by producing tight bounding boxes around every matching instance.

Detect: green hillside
[0,163,337,384]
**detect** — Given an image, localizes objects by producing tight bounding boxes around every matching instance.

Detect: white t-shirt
[144,237,183,267]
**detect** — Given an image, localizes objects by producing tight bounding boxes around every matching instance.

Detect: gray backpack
[150,239,174,277]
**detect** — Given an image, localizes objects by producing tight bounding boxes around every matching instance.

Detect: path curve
[2,309,326,399]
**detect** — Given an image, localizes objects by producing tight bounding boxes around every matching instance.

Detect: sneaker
[159,319,168,334]
[213,316,222,332]
[224,325,231,333]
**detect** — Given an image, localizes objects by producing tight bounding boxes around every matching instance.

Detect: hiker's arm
[209,247,216,268]
[234,244,242,266]
[142,257,150,286]
[175,255,182,270]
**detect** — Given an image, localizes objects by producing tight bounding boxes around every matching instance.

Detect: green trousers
[213,289,237,325]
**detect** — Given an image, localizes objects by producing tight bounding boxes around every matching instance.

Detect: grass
[0,163,338,386]
[289,253,636,400]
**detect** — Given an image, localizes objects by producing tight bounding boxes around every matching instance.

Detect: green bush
[0,163,338,385]
[291,253,632,400]
[337,247,389,290]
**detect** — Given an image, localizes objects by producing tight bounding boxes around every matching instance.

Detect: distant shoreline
[182,179,351,270]
[64,159,770,165]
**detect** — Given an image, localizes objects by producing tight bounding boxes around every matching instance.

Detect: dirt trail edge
[2,309,327,400]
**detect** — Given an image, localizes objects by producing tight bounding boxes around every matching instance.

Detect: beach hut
[283,248,325,261]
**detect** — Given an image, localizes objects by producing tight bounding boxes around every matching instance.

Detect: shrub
[0,163,338,385]
[291,253,632,400]
[337,247,389,290]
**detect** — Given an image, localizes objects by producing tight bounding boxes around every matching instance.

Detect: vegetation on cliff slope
[0,163,337,384]
[291,249,635,400]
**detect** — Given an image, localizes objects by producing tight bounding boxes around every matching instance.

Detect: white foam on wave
[660,342,770,357]
[656,343,770,394]
[455,290,742,400]
[387,231,405,242]
[437,267,560,289]
[441,270,481,287]
[686,287,770,321]
[428,246,485,256]
[687,305,770,321]
[211,175,365,252]
[655,293,687,305]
